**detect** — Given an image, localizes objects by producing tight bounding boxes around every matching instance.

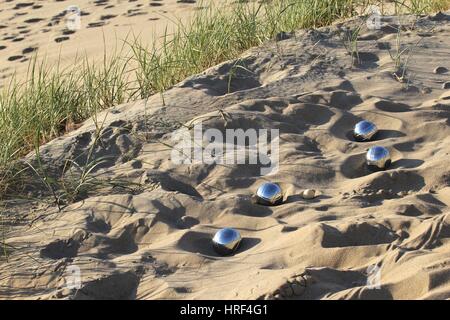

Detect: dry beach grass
[1,0,450,300]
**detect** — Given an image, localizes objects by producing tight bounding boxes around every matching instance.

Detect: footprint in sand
[62,29,76,35]
[13,2,35,10]
[22,46,37,54]
[374,99,411,112]
[54,36,70,43]
[434,66,448,74]
[100,14,117,20]
[8,55,25,62]
[87,21,106,28]
[377,42,391,50]
[48,11,67,26]
[262,274,310,300]
[125,9,146,17]
[24,18,44,24]
[94,0,109,6]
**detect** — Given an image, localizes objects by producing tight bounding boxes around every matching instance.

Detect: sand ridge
[1,11,450,299]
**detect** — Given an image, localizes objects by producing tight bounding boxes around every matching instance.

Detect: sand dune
[1,10,450,300]
[0,0,208,87]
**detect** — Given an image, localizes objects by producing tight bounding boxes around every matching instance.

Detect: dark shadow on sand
[177,231,260,256]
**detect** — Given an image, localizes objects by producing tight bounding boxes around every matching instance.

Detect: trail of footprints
[0,0,202,63]
[261,274,310,300]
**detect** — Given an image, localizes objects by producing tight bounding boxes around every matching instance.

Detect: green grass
[390,0,450,14]
[0,0,449,198]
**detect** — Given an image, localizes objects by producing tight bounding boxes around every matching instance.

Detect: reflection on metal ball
[366,146,391,170]
[353,120,378,142]
[256,182,283,206]
[212,228,242,256]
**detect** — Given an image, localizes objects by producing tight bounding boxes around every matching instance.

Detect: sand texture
[1,10,450,300]
[0,0,207,86]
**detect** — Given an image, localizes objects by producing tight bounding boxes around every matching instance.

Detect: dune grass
[0,0,449,198]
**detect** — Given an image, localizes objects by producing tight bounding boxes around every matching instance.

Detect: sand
[0,0,209,87]
[1,9,450,300]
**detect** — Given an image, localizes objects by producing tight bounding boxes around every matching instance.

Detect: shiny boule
[366,146,391,170]
[212,228,242,256]
[353,120,378,142]
[256,182,283,206]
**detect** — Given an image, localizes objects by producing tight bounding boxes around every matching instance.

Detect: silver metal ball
[366,146,391,170]
[212,228,242,256]
[256,182,283,206]
[353,120,378,142]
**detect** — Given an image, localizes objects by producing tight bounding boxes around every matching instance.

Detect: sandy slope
[0,0,209,87]
[1,11,450,300]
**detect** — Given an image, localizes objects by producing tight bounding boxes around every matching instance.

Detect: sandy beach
[0,2,450,300]
[0,0,209,86]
